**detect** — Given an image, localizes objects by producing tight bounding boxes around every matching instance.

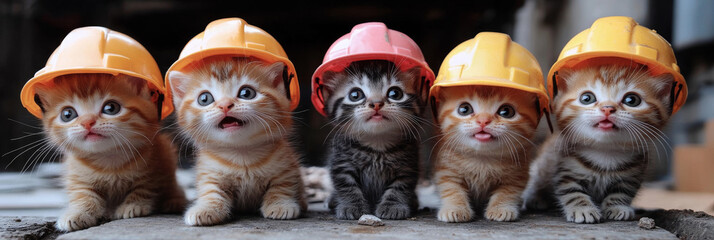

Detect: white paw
[604,205,634,221]
[114,202,152,219]
[485,205,520,222]
[565,205,602,224]
[56,209,100,232]
[437,205,473,223]
[261,201,301,220]
[184,204,230,226]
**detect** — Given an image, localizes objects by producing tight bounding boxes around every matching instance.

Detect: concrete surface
[2,207,686,240]
[0,216,58,240]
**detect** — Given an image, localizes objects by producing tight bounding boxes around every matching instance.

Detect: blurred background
[1,0,713,216]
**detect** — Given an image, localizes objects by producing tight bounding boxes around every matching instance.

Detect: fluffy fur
[522,64,674,223]
[433,86,540,222]
[34,74,186,232]
[168,57,306,226]
[323,60,425,220]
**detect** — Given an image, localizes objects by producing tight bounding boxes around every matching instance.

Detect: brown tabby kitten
[168,57,307,226]
[434,86,539,222]
[523,64,674,223]
[34,74,187,232]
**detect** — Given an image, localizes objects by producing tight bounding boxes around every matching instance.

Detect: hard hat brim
[547,51,687,114]
[165,47,300,111]
[21,67,174,119]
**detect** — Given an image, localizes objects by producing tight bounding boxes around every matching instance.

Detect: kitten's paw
[56,209,100,232]
[335,203,369,220]
[603,205,634,221]
[184,204,230,226]
[437,205,473,223]
[485,205,520,222]
[375,202,411,220]
[114,202,153,219]
[261,201,301,220]
[564,205,602,224]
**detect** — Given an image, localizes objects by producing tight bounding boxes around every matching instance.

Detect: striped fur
[523,64,674,223]
[34,74,186,232]
[168,57,306,226]
[323,60,424,220]
[433,86,539,222]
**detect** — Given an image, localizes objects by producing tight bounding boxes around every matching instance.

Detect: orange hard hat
[166,18,300,110]
[548,16,687,114]
[430,32,549,118]
[20,26,170,119]
[311,22,435,116]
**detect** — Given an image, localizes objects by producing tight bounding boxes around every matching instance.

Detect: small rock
[638,217,655,229]
[13,218,21,222]
[357,214,384,227]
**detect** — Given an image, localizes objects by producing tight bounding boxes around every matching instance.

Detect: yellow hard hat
[548,16,687,114]
[20,26,170,119]
[430,32,549,117]
[166,18,300,110]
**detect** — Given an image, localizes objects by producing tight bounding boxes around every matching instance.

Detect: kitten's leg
[330,162,370,220]
[522,135,559,210]
[114,178,157,219]
[184,173,232,226]
[261,165,306,220]
[555,168,601,224]
[56,178,107,231]
[375,173,418,220]
[485,183,524,222]
[601,176,640,221]
[435,167,473,223]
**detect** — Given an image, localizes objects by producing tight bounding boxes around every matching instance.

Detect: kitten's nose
[476,115,491,127]
[600,106,616,116]
[216,99,234,113]
[80,117,97,130]
[369,101,384,111]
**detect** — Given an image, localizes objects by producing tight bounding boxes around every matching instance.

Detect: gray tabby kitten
[322,60,425,220]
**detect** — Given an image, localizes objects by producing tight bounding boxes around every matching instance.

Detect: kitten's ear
[655,73,674,103]
[167,71,191,101]
[555,69,573,94]
[33,83,52,113]
[267,61,286,89]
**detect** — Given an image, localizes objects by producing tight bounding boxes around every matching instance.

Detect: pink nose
[81,119,96,130]
[600,106,616,116]
[476,115,491,127]
[216,99,234,113]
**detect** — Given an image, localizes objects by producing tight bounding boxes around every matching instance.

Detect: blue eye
[61,107,78,122]
[497,104,515,118]
[387,87,403,100]
[579,92,596,105]
[198,92,214,106]
[457,103,473,116]
[348,88,365,102]
[622,93,641,107]
[238,86,256,99]
[102,101,121,115]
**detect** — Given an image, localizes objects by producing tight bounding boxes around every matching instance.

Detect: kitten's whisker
[8,118,43,130]
[11,132,45,141]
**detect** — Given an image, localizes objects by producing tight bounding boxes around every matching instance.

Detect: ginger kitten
[34,74,187,231]
[322,60,425,220]
[523,64,674,223]
[434,86,539,222]
[168,57,306,226]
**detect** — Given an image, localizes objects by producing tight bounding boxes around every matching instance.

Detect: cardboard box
[674,120,714,193]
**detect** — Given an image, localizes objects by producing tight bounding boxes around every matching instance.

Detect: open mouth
[473,131,493,142]
[218,117,245,130]
[84,132,105,141]
[596,120,616,131]
[368,113,388,121]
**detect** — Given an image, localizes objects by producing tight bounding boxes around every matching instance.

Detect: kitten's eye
[579,92,597,105]
[387,87,404,101]
[457,103,473,116]
[622,93,642,107]
[497,104,516,118]
[197,92,214,106]
[60,107,78,122]
[348,88,365,102]
[238,86,257,100]
[102,101,121,115]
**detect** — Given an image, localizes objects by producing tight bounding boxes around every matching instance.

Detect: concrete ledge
[642,209,714,240]
[0,216,58,240]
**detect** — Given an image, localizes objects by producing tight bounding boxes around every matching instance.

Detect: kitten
[168,57,307,226]
[322,60,424,220]
[433,86,539,222]
[33,74,187,232]
[523,64,674,223]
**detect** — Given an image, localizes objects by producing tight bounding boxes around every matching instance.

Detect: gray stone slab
[0,216,57,240]
[55,210,678,240]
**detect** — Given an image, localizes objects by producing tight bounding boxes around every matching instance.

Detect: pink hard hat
[311,22,435,116]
